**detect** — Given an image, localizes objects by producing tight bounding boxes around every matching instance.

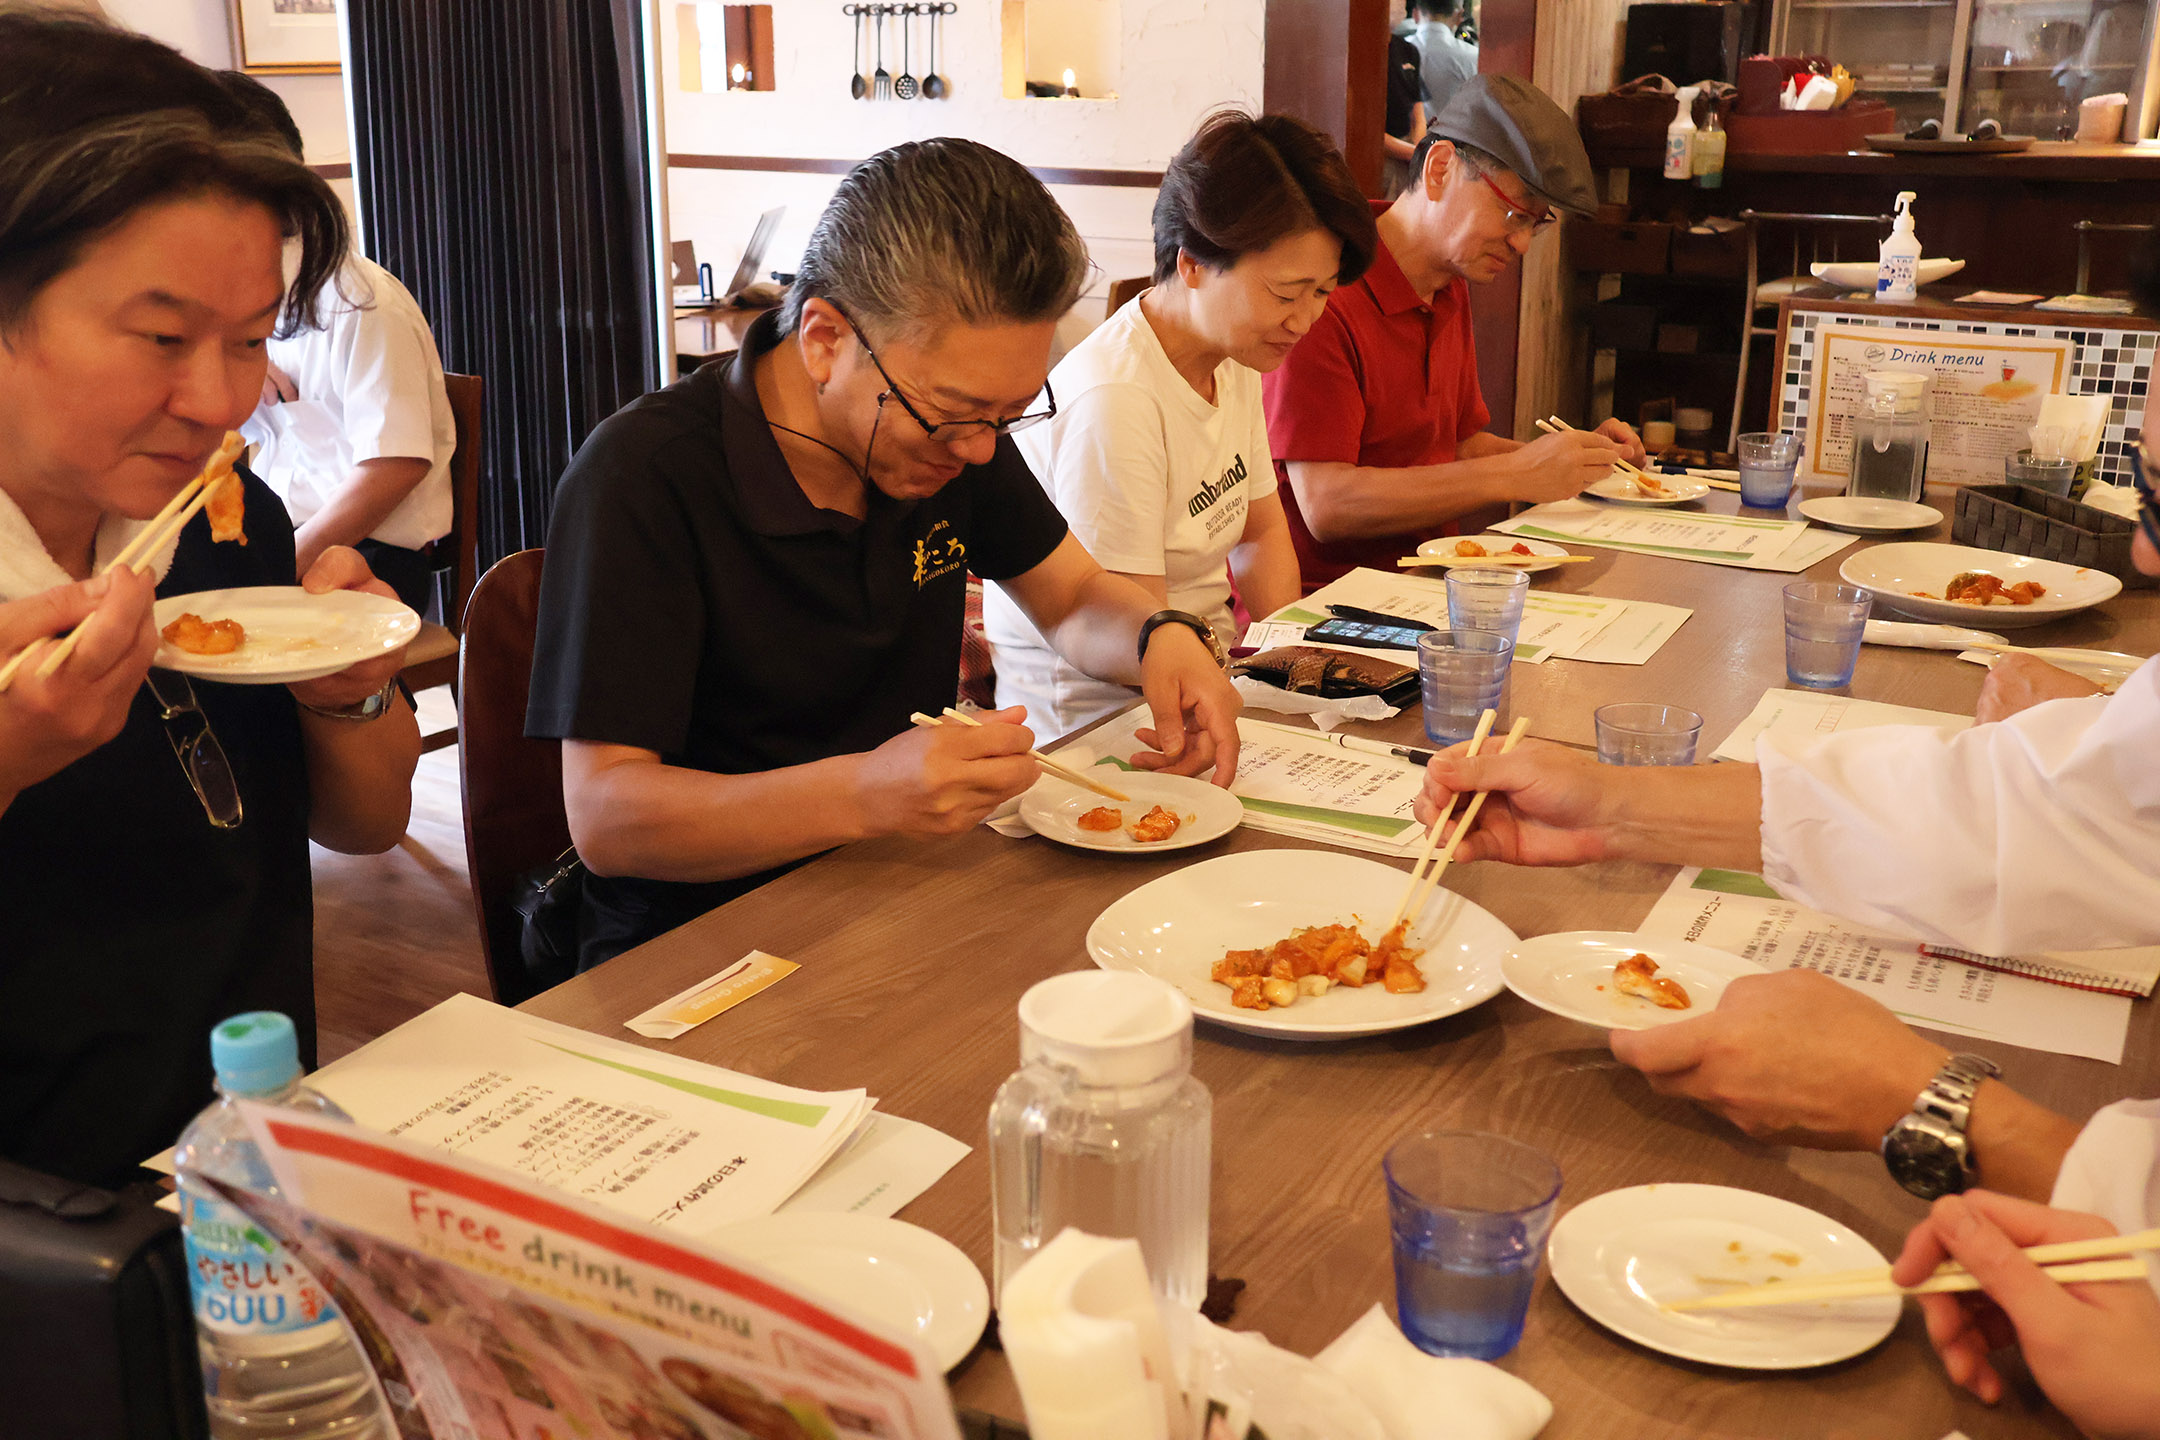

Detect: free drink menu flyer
[1491,500,1847,573]
[226,1104,961,1440]
[1804,323,2075,489]
[1264,567,1692,665]
[1638,868,2132,1064]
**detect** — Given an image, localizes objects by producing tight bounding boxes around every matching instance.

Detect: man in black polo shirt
[530,139,1243,967]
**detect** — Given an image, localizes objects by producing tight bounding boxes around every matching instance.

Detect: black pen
[1324,603,1438,633]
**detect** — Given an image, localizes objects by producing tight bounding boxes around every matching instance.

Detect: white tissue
[1231,676,1401,732]
[1315,1305,1554,1440]
[1173,1313,1388,1440]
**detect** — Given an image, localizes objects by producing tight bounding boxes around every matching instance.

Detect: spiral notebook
[1915,944,2160,999]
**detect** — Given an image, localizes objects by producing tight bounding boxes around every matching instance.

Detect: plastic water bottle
[988,972,1212,1310]
[174,1012,390,1440]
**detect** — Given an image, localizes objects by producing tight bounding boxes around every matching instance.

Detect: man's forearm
[1969,1082,2082,1202]
[1603,761,1766,872]
[1035,570,1155,686]
[1284,455,1526,542]
[569,753,876,883]
[304,696,422,854]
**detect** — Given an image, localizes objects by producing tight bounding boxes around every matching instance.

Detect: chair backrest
[456,548,569,1003]
[1105,274,1150,313]
[439,373,486,633]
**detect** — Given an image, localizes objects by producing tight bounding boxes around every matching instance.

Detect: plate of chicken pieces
[1017,770,1242,853]
[1086,849,1518,1038]
[153,586,420,684]
[1501,932,1762,1031]
[1840,542,2121,629]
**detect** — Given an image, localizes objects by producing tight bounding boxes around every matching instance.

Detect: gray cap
[1430,74,1599,217]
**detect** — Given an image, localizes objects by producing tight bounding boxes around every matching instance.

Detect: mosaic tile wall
[1775,309,2157,487]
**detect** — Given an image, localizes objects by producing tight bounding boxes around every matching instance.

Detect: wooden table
[523,493,2158,1438]
[674,303,773,374]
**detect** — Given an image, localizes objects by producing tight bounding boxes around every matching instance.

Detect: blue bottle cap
[209,1011,300,1097]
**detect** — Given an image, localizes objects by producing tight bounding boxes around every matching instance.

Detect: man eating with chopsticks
[529,139,1243,970]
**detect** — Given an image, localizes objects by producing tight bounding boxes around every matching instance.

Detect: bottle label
[1877,255,1917,295]
[183,1192,341,1337]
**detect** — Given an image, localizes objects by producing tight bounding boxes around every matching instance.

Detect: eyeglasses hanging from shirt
[847,5,955,101]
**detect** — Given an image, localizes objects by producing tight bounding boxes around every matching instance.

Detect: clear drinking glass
[1444,569,1531,644]
[1737,432,1801,508]
[1594,702,1705,765]
[1783,582,1873,690]
[2005,449,2078,498]
[1384,1131,1561,1360]
[1417,630,1512,746]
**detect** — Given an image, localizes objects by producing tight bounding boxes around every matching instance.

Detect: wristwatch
[299,680,399,723]
[1137,609,1224,666]
[1881,1052,2002,1200]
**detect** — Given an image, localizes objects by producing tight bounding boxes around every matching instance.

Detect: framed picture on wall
[227,0,342,75]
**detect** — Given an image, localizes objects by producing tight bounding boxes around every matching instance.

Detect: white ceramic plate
[1085,849,1517,1040]
[1019,771,1243,853]
[1840,542,2123,629]
[1960,645,2147,692]
[1797,496,1943,535]
[1502,932,1762,1031]
[1586,474,1711,507]
[1412,534,1574,575]
[153,587,420,684]
[1809,257,1966,289]
[1548,1183,1899,1370]
[711,1214,989,1371]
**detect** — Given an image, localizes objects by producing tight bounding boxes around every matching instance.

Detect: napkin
[1315,1305,1554,1440]
[1232,675,1401,732]
[2083,483,2142,521]
[0,484,175,602]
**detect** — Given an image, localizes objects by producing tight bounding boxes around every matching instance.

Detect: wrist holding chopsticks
[908,707,1130,803]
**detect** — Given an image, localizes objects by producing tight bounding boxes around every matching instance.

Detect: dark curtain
[347,0,660,570]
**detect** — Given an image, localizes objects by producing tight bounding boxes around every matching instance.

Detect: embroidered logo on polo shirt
[1186,452,1249,520]
[912,519,968,587]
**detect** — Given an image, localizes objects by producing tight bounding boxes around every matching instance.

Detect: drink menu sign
[1804,323,2075,488]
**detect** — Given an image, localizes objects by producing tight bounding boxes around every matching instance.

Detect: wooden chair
[1729,213,1891,450]
[399,372,485,752]
[455,548,571,1004]
[1105,275,1150,313]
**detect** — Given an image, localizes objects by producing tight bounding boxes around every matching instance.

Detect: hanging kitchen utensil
[848,4,867,99]
[895,4,919,99]
[922,2,951,98]
[873,4,892,99]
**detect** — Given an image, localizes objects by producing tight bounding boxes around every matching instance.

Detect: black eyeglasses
[144,669,242,829]
[2132,434,2160,554]
[836,308,1057,439]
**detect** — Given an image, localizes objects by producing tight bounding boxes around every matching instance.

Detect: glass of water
[1445,568,1531,644]
[1783,582,1873,690]
[1594,702,1704,765]
[1417,630,1512,746]
[1736,432,1801,508]
[1384,1130,1561,1360]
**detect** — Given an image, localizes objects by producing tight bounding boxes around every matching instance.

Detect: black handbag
[512,846,584,993]
[0,1161,206,1439]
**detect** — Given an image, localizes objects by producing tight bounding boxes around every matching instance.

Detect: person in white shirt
[220,74,456,616]
[1412,424,2160,1431]
[1411,0,1479,121]
[986,111,1377,738]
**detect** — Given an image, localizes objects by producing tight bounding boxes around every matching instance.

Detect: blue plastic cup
[1783,582,1872,690]
[1418,630,1512,745]
[1737,432,1800,508]
[1445,568,1531,645]
[1385,1130,1561,1359]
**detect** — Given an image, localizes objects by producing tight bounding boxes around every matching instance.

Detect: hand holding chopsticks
[908,707,1131,802]
[1386,712,1531,934]
[0,432,241,696]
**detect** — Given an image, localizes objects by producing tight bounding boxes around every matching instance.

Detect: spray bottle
[1875,191,1921,302]
[1663,86,1699,181]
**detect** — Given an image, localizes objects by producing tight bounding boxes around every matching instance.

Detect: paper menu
[1711,688,1971,763]
[310,993,873,1234]
[1494,500,1845,572]
[1052,708,1429,856]
[1265,567,1691,666]
[1638,868,2131,1064]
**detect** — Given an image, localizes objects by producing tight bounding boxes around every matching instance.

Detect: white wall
[97,0,357,220]
[661,0,1265,307]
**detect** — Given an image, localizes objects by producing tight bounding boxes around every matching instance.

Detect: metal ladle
[848,5,867,99]
[921,2,951,99]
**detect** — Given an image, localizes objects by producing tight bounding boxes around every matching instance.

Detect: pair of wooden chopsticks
[1663,1226,2160,1312]
[907,707,1131,803]
[0,432,242,696]
[1537,416,1743,493]
[1384,710,1532,933]
[1396,554,1596,569]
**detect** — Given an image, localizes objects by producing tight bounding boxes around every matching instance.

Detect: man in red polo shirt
[1263,74,1645,585]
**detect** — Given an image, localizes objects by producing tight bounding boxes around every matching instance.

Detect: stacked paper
[1493,500,1855,573]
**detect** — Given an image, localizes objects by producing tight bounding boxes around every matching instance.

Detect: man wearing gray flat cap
[1263,73,1645,586]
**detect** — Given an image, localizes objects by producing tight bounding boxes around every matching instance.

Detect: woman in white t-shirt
[986,110,1378,739]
